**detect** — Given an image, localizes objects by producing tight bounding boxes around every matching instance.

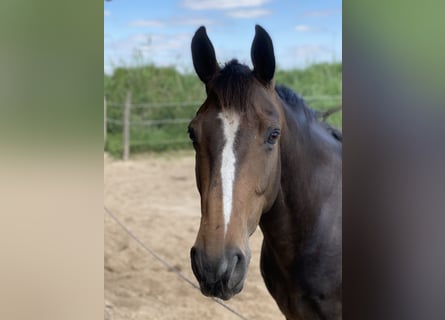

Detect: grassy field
[105,62,342,157]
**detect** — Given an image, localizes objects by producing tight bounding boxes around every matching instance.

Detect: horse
[188,25,342,320]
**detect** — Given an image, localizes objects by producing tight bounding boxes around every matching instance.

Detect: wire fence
[104,94,342,159]
[106,118,191,126]
[105,205,250,320]
[108,100,203,109]
[106,95,339,109]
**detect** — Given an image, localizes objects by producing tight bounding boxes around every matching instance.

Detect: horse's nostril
[190,247,202,281]
[226,249,246,290]
[190,247,197,260]
[233,252,245,273]
[232,255,238,267]
[229,250,244,267]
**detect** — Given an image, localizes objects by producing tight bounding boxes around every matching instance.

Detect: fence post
[104,95,107,149]
[123,91,132,160]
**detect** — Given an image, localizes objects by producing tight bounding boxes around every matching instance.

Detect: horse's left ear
[191,26,219,85]
[251,25,275,85]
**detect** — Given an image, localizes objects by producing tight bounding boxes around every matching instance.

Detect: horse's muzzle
[190,246,247,300]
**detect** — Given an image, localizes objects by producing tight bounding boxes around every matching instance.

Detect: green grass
[105,62,342,157]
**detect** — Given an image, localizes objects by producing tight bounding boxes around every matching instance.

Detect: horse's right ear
[191,26,219,84]
[251,25,275,85]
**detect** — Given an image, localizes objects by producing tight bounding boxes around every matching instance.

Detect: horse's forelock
[210,60,254,113]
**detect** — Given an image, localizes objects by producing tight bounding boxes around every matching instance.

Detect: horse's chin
[199,279,245,301]
[225,279,244,299]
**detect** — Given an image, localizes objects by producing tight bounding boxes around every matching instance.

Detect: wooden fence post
[123,91,132,160]
[104,96,107,149]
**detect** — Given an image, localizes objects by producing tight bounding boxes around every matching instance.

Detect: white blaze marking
[218,112,240,236]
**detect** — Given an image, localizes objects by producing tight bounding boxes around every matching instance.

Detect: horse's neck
[260,107,341,267]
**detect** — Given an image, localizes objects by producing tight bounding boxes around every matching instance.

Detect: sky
[104,0,342,74]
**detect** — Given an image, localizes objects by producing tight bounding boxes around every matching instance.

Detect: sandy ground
[104,152,283,320]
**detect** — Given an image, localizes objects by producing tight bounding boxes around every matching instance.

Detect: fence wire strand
[104,206,250,320]
[104,97,341,153]
[107,96,341,109]
[108,101,203,109]
[107,118,191,126]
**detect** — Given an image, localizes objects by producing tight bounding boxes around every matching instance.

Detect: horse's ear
[191,26,219,84]
[251,25,275,85]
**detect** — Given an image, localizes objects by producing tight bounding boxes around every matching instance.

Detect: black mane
[275,85,317,121]
[275,85,342,142]
[210,60,342,142]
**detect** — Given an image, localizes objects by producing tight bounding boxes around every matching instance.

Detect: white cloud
[228,9,271,19]
[104,10,111,17]
[295,25,310,32]
[113,33,192,58]
[293,45,329,58]
[295,25,320,32]
[183,0,270,10]
[129,20,164,27]
[302,8,341,18]
[129,17,214,28]
[139,34,191,52]
[176,18,215,26]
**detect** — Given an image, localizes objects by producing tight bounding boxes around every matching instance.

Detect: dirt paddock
[105,152,282,319]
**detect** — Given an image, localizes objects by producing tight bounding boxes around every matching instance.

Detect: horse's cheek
[264,150,281,201]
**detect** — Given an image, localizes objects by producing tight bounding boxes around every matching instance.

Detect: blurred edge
[344,1,445,320]
[1,1,445,320]
[0,1,103,320]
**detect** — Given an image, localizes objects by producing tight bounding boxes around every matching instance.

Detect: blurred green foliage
[344,0,445,103]
[104,62,342,157]
[0,0,103,153]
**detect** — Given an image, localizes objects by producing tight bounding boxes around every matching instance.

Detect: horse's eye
[267,129,280,145]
